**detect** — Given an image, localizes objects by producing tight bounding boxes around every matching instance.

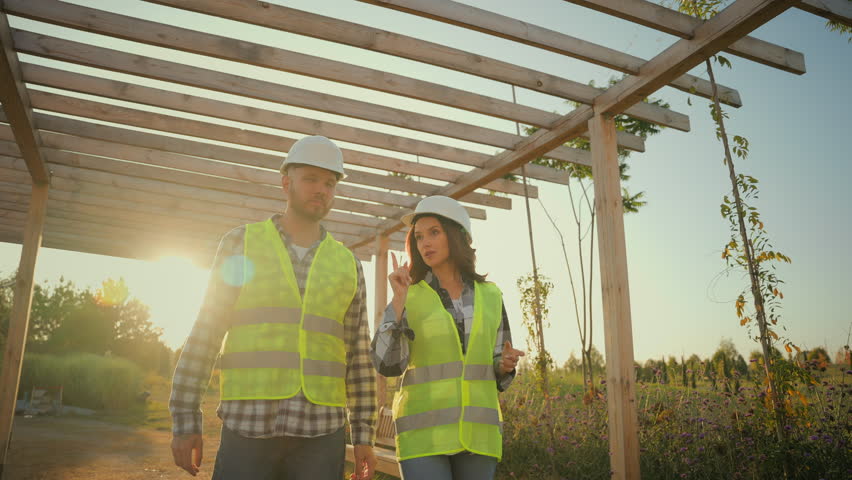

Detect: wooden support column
[589,114,640,480]
[373,234,390,407]
[0,183,48,478]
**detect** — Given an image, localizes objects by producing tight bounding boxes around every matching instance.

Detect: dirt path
[4,416,220,480]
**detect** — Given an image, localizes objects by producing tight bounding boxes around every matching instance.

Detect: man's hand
[350,444,376,480]
[171,433,203,476]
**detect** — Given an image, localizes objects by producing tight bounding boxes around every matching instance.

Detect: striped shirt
[169,214,377,445]
[371,271,516,391]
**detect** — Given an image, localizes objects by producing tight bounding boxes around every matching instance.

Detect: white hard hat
[280,135,346,178]
[402,196,472,239]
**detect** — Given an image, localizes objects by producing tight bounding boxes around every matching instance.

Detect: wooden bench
[346,406,400,477]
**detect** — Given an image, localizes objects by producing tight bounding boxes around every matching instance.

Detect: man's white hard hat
[280,135,346,179]
[402,196,472,240]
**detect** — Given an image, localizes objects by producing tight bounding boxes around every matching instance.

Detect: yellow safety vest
[393,280,504,461]
[220,219,357,406]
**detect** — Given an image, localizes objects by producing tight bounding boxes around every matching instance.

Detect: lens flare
[220,255,254,286]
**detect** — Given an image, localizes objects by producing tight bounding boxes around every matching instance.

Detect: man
[170,135,377,479]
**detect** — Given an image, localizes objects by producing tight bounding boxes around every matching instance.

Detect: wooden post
[373,234,390,407]
[589,114,640,480]
[0,183,48,478]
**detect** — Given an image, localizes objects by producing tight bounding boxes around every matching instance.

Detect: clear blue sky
[1,0,849,365]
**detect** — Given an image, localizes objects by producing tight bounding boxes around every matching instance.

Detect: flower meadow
[497,367,851,479]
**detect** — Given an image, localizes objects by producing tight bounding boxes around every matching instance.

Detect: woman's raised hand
[388,252,411,322]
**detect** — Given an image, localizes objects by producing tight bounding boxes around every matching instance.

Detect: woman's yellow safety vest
[220,219,357,406]
[393,280,504,461]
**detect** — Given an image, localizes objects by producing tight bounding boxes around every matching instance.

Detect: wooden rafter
[21,64,567,190]
[351,0,801,250]
[798,0,852,27]
[565,0,807,75]
[0,10,46,184]
[142,0,688,132]
[357,0,742,107]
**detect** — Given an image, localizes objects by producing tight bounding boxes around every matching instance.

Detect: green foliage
[826,19,852,43]
[517,271,554,393]
[0,275,172,374]
[20,353,144,410]
[498,366,851,479]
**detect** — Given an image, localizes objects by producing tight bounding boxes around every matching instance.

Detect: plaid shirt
[371,271,516,391]
[170,214,377,445]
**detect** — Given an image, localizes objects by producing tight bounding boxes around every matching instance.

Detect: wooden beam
[589,113,639,480]
[0,182,47,478]
[0,154,403,227]
[565,0,807,75]
[373,233,390,407]
[128,0,686,131]
[356,0,742,107]
[18,66,567,188]
[0,223,215,267]
[0,11,47,184]
[7,0,680,134]
[797,0,852,27]
[18,91,489,215]
[350,0,797,250]
[593,0,801,118]
[12,30,644,161]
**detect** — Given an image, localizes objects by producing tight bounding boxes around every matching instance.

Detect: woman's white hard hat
[402,195,472,239]
[280,135,346,179]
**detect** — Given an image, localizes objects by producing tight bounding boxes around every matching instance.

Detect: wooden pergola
[0,0,848,478]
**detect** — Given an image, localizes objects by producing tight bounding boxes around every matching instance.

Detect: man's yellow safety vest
[393,280,504,461]
[220,219,357,406]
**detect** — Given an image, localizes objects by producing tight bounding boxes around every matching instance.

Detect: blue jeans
[211,426,345,480]
[399,452,497,480]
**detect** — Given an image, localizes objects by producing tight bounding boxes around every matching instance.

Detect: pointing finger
[391,252,398,270]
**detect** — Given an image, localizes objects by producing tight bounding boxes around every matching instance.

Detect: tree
[517,271,554,394]
[525,77,666,394]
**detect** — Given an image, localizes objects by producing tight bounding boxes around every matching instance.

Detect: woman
[370,195,524,480]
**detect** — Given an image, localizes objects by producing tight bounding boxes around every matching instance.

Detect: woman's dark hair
[406,214,487,284]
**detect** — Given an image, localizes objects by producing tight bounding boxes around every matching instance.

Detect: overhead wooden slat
[28,126,511,211]
[6,0,680,138]
[0,185,410,246]
[0,145,417,220]
[0,224,216,266]
[21,64,554,192]
[356,0,742,107]
[12,29,645,164]
[797,0,852,26]
[137,0,688,131]
[564,0,807,75]
[352,0,800,249]
[0,154,407,229]
[0,167,383,232]
[592,0,800,119]
[0,10,46,183]
[16,92,506,211]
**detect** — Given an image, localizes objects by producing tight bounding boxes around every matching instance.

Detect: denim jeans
[211,426,345,480]
[399,452,497,480]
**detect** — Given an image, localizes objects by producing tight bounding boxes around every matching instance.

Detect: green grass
[21,353,145,411]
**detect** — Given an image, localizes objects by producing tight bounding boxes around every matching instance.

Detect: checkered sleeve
[169,227,243,436]
[493,301,517,392]
[370,304,413,377]
[345,260,378,446]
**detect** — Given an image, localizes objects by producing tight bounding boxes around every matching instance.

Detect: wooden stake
[373,234,390,407]
[0,182,48,478]
[589,114,640,480]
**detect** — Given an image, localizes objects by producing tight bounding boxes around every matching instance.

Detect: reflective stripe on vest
[220,219,356,404]
[393,280,504,461]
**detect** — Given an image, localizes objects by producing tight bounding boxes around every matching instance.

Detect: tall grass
[20,353,144,410]
[498,367,851,479]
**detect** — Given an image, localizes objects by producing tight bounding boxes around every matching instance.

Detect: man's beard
[290,196,331,221]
